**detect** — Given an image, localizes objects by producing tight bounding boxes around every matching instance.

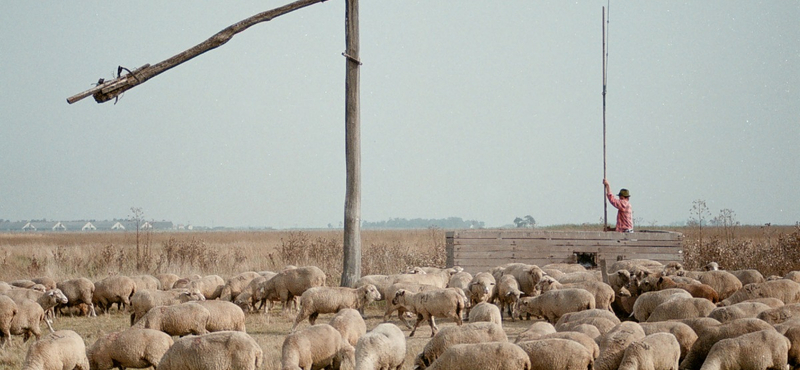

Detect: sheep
[235,275,268,311]
[784,270,800,284]
[756,303,800,325]
[391,288,465,337]
[639,321,698,362]
[467,301,502,326]
[355,274,396,302]
[569,323,603,339]
[425,342,531,370]
[697,270,742,301]
[189,274,225,300]
[516,338,594,370]
[155,273,180,290]
[555,316,618,336]
[259,265,326,314]
[56,277,96,317]
[392,268,456,289]
[30,277,57,291]
[741,297,785,308]
[514,321,556,343]
[328,308,366,347]
[541,331,601,359]
[130,275,160,291]
[466,272,496,313]
[129,288,205,325]
[678,317,722,337]
[494,263,546,296]
[3,288,68,331]
[537,275,616,311]
[661,261,685,276]
[618,332,681,370]
[0,281,11,294]
[20,330,89,370]
[556,271,601,284]
[513,288,596,324]
[92,275,137,313]
[608,269,638,316]
[192,300,246,332]
[413,321,507,369]
[219,271,260,301]
[0,295,17,348]
[350,323,405,370]
[646,297,717,322]
[10,280,36,289]
[698,329,789,370]
[542,262,587,273]
[678,318,775,370]
[608,259,663,275]
[541,268,566,280]
[87,328,174,370]
[632,288,693,322]
[555,308,621,327]
[291,284,380,331]
[171,275,200,289]
[447,271,473,298]
[719,279,800,306]
[730,269,765,286]
[595,321,646,370]
[639,275,720,303]
[9,298,47,342]
[781,325,800,368]
[495,274,523,320]
[380,283,439,328]
[158,331,263,370]
[132,302,210,336]
[281,324,354,370]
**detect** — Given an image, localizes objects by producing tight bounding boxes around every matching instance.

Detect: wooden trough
[446,229,683,274]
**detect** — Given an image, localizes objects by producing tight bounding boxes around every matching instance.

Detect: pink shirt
[607,192,633,232]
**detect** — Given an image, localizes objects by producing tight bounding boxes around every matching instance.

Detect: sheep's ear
[658,277,664,283]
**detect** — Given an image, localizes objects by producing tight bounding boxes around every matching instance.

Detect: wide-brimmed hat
[618,189,630,198]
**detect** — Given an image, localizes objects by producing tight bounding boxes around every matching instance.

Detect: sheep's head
[360,284,380,303]
[535,276,558,293]
[704,262,720,271]
[48,289,69,304]
[180,289,205,302]
[391,289,407,305]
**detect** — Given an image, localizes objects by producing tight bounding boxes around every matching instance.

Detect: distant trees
[513,215,536,228]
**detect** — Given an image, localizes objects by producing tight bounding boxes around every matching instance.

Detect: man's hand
[602,179,609,187]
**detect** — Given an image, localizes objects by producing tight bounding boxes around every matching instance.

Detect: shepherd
[603,178,633,232]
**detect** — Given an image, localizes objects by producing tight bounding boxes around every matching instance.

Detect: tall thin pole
[602,6,608,230]
[341,0,361,287]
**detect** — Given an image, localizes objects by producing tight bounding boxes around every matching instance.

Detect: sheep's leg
[409,313,424,337]
[89,303,97,317]
[428,316,438,337]
[398,307,413,329]
[383,303,395,323]
[45,317,55,333]
[309,312,319,325]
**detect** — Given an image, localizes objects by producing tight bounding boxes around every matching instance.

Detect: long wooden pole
[602,6,608,231]
[341,0,361,287]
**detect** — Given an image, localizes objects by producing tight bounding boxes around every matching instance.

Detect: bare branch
[67,0,328,104]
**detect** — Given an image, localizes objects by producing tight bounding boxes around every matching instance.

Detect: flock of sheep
[2,259,800,369]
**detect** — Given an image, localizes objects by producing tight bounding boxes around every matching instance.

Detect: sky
[1,1,798,229]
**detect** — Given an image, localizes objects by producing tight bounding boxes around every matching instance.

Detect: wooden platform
[446,229,683,274]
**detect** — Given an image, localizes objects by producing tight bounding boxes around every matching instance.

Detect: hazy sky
[1,1,798,229]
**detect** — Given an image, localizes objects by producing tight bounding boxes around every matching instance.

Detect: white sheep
[130,288,205,325]
[281,324,354,370]
[219,271,260,301]
[720,279,800,306]
[92,275,137,313]
[132,302,210,337]
[595,321,646,370]
[756,303,800,325]
[495,274,523,321]
[291,284,380,331]
[707,301,772,323]
[21,330,89,370]
[260,266,327,314]
[355,274,397,302]
[392,268,456,289]
[513,288,596,324]
[555,308,620,327]
[608,259,664,275]
[9,298,47,342]
[350,323,406,370]
[537,275,616,312]
[555,316,617,336]
[699,329,789,370]
[447,271,473,299]
[56,277,97,317]
[155,273,180,290]
[556,271,601,284]
[631,288,693,322]
[679,317,774,370]
[639,321,699,362]
[493,263,546,296]
[617,332,681,370]
[467,301,502,326]
[381,282,440,328]
[234,275,268,312]
[130,274,161,291]
[30,277,57,291]
[391,288,465,337]
[189,274,225,300]
[646,297,717,322]
[425,342,531,370]
[729,269,765,286]
[414,321,507,369]
[328,308,366,347]
[539,331,600,360]
[697,270,742,301]
[87,328,174,370]
[3,288,68,331]
[0,295,17,348]
[516,338,594,370]
[514,321,556,343]
[779,325,800,367]
[466,272,496,315]
[158,331,263,370]
[192,300,246,332]
[542,263,587,273]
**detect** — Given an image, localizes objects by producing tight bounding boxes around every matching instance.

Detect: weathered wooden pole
[341,0,361,287]
[602,6,609,231]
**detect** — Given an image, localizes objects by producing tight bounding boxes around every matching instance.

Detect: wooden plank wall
[446,230,683,274]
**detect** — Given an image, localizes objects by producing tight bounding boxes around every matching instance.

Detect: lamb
[350,323,405,370]
[516,338,594,370]
[495,274,523,320]
[155,273,180,290]
[467,301,502,326]
[130,275,161,291]
[425,342,531,370]
[618,332,681,370]
[413,321,507,369]
[56,277,97,317]
[291,284,380,331]
[729,269,765,286]
[639,321,699,362]
[192,300,246,332]
[9,298,47,342]
[631,288,693,322]
[466,272,496,315]
[20,330,89,370]
[595,321,646,370]
[513,288,596,324]
[707,301,772,323]
[130,288,205,325]
[87,328,174,370]
[189,274,225,300]
[678,318,774,370]
[719,279,800,306]
[132,302,210,336]
[756,303,800,325]
[158,331,263,370]
[391,288,465,337]
[328,308,366,347]
[259,265,326,314]
[219,271,261,301]
[646,297,717,322]
[0,295,17,348]
[281,324,354,370]
[698,329,789,370]
[537,275,616,311]
[514,321,556,343]
[697,270,742,301]
[92,275,137,313]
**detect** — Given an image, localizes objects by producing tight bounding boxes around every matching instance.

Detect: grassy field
[0,224,798,369]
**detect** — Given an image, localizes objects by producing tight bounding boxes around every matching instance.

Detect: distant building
[0,220,175,232]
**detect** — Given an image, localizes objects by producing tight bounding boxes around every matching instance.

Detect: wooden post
[341,0,361,287]
[602,6,609,231]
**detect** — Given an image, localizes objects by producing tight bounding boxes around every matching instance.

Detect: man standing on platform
[603,178,633,232]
